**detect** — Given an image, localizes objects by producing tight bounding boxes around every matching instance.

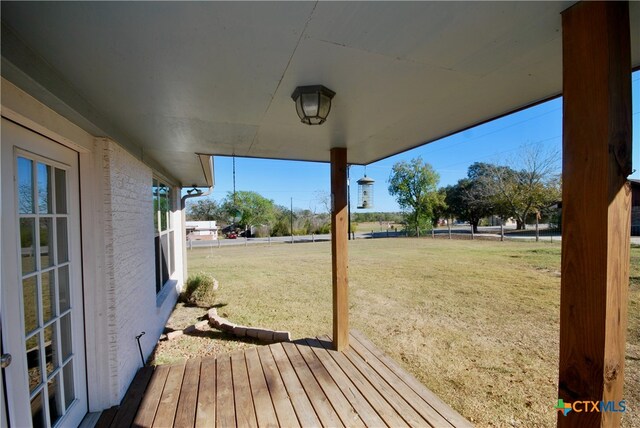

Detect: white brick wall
[0,83,185,409]
[101,140,181,402]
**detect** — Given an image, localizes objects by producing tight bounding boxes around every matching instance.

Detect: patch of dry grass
[159,239,638,427]
[149,303,260,365]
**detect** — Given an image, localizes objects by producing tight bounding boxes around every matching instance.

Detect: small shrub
[314,222,331,234]
[180,272,217,307]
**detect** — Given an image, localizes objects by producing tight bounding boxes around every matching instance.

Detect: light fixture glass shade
[291,85,335,125]
[301,93,319,117]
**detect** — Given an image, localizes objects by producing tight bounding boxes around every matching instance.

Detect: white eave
[1,1,638,186]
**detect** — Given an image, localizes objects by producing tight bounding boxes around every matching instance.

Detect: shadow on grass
[181,302,228,310]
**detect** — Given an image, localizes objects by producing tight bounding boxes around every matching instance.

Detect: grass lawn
[174,238,639,428]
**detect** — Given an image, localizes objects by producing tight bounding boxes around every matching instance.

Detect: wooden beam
[559,2,631,427]
[331,147,349,351]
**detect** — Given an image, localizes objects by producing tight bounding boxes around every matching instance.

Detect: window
[153,178,175,293]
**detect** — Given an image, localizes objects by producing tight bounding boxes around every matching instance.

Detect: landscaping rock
[209,315,224,328]
[195,320,209,329]
[167,330,183,341]
[206,309,291,344]
[218,321,236,332]
[232,326,247,337]
[273,331,292,342]
[257,330,275,342]
[207,308,217,319]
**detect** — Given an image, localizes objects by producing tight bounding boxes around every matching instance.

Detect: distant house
[631,179,640,236]
[186,221,219,240]
[487,216,517,227]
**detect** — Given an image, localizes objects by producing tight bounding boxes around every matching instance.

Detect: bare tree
[314,190,332,215]
[490,146,561,229]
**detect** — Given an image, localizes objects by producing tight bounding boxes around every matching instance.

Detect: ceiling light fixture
[291,85,336,125]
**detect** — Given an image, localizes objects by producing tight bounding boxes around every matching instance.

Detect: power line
[415,107,562,157]
[436,135,561,171]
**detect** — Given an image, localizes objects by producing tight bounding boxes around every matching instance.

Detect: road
[186,228,640,248]
[186,231,392,248]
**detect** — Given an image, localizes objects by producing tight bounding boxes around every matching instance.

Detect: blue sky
[202,71,640,213]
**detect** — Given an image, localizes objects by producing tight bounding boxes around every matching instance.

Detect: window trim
[153,177,175,294]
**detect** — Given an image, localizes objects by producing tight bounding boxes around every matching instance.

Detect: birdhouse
[357,175,375,209]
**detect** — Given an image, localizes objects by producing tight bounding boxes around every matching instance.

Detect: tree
[444,163,500,232]
[488,147,561,229]
[430,188,448,227]
[387,157,441,236]
[221,191,276,231]
[313,190,332,215]
[186,199,222,221]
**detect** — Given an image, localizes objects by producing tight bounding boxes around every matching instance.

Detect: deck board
[270,343,322,428]
[351,330,473,428]
[317,335,409,428]
[152,363,185,427]
[231,350,258,428]
[174,358,201,427]
[133,364,170,428]
[98,331,471,427]
[257,345,300,428]
[94,406,117,428]
[110,365,154,428]
[215,354,236,428]
[343,345,430,426]
[281,341,344,427]
[303,338,385,428]
[294,340,365,428]
[348,333,452,427]
[245,347,279,428]
[195,357,216,428]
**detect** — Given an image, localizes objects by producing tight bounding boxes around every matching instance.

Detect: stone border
[161,308,292,344]
[163,320,209,341]
[207,308,291,343]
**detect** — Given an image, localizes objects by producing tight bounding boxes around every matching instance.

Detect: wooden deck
[96,330,472,427]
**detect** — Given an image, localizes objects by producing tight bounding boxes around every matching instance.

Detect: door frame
[1,118,88,426]
[2,79,119,411]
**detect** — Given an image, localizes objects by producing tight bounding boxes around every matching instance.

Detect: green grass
[183,239,639,428]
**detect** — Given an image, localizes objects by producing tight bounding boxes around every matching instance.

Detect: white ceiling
[2,1,639,186]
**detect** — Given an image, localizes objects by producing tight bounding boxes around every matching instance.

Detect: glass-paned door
[1,118,87,427]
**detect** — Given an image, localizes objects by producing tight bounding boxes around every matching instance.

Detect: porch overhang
[1,3,638,427]
[2,1,638,187]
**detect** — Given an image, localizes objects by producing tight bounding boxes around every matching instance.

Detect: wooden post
[535,212,540,242]
[500,222,504,242]
[448,218,452,240]
[331,148,349,351]
[559,3,631,428]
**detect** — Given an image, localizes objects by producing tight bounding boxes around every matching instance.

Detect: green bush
[180,272,217,307]
[314,222,331,234]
